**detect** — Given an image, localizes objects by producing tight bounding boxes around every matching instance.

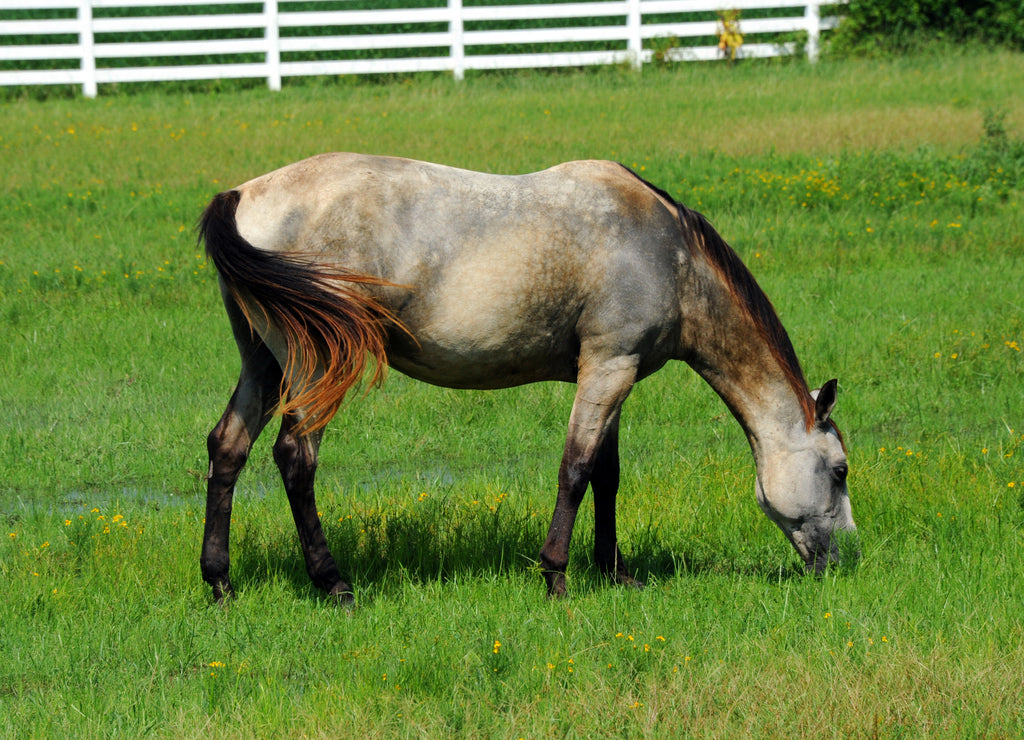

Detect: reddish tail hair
[199,190,406,435]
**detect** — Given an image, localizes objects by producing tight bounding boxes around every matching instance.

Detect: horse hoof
[544,572,569,599]
[328,584,355,608]
[211,581,235,604]
[616,573,645,590]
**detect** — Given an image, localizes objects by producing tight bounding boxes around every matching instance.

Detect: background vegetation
[6,0,1023,102]
[833,0,1024,54]
[1,50,1022,737]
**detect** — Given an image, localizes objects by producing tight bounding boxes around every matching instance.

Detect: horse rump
[198,190,403,434]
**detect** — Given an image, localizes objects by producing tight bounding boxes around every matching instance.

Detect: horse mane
[199,190,405,435]
[680,205,815,426]
[617,165,816,429]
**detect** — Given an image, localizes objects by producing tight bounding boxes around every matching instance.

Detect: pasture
[2,50,1023,737]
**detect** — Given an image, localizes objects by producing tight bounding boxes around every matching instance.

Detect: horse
[197,153,856,603]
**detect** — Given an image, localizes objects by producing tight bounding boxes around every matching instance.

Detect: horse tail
[198,189,404,435]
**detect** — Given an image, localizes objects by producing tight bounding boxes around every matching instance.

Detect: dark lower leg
[200,493,235,602]
[590,426,640,587]
[539,360,637,597]
[201,406,249,602]
[274,421,351,600]
[202,300,283,602]
[539,457,589,598]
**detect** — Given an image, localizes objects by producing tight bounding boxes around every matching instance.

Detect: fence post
[79,0,97,97]
[450,0,465,81]
[626,0,642,70]
[804,0,821,62]
[265,0,281,90]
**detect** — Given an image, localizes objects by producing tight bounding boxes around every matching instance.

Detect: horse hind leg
[272,414,352,603]
[201,340,282,602]
[268,344,351,601]
[207,330,351,603]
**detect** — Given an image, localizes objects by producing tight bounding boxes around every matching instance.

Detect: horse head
[753,379,859,573]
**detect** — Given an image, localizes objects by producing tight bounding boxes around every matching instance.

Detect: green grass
[1,51,1023,737]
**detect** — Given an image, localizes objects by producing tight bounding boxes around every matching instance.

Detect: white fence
[1,0,843,98]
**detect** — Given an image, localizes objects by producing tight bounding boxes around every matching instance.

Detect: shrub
[830,0,1024,55]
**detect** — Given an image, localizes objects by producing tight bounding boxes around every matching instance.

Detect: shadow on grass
[227,496,810,602]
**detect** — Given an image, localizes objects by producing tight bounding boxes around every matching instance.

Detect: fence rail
[1,0,844,97]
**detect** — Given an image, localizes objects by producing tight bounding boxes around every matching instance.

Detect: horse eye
[832,463,848,483]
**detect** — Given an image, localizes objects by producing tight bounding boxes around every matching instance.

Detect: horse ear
[812,378,838,423]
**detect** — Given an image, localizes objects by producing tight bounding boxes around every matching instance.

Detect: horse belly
[387,315,580,389]
[381,230,588,388]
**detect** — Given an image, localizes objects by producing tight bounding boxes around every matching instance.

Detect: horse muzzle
[792,520,860,574]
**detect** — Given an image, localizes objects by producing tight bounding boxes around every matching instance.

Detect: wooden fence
[1,0,844,98]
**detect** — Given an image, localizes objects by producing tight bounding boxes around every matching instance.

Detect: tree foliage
[831,0,1024,54]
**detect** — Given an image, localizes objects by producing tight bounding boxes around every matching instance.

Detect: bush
[830,0,1024,55]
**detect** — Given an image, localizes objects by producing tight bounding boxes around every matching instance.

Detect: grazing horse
[197,153,856,602]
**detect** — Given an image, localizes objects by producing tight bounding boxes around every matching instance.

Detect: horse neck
[679,257,813,459]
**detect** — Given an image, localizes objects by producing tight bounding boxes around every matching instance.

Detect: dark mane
[616,164,814,427]
[680,204,815,426]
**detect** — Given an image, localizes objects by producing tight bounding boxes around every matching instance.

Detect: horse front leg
[273,418,352,603]
[591,419,642,589]
[540,438,590,598]
[539,358,637,598]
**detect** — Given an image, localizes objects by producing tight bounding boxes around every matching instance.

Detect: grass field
[1,50,1023,737]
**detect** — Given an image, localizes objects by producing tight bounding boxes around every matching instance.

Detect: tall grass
[1,51,1023,737]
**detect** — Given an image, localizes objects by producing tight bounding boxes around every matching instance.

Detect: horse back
[230,154,685,388]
